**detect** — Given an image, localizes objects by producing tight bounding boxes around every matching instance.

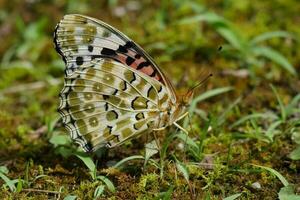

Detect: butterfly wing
[54,14,176,103]
[58,58,171,152]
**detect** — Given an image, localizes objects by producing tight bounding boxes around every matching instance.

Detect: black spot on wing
[107,125,113,134]
[150,69,156,77]
[91,55,102,59]
[101,48,117,56]
[129,72,136,84]
[103,95,109,100]
[76,56,84,65]
[124,41,134,49]
[122,81,127,91]
[158,85,162,93]
[117,45,128,53]
[137,61,150,70]
[126,56,135,66]
[88,45,94,52]
[113,89,118,95]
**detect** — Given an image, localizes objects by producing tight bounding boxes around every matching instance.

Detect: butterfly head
[180,89,194,108]
[178,73,213,109]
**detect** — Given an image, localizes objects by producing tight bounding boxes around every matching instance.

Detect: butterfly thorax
[156,100,186,129]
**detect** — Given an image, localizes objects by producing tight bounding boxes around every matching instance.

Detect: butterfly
[54,14,195,152]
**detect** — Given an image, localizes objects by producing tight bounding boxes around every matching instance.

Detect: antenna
[188,73,213,92]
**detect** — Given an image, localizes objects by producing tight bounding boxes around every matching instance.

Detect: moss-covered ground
[0,1,299,199]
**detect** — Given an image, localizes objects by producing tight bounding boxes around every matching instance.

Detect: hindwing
[58,59,170,151]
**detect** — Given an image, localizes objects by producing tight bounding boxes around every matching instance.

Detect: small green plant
[0,166,23,193]
[75,153,115,198]
[49,131,115,198]
[252,164,300,200]
[231,85,300,145]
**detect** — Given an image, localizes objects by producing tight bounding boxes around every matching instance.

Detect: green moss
[0,0,299,199]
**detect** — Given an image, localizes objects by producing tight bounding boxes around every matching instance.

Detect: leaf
[0,166,9,174]
[113,155,144,169]
[179,12,227,25]
[94,185,105,198]
[289,146,300,160]
[217,97,242,126]
[270,84,286,122]
[96,176,115,193]
[160,186,174,200]
[231,112,278,128]
[265,120,282,141]
[175,159,189,183]
[223,193,243,200]
[75,152,96,173]
[216,25,245,51]
[286,94,300,116]
[252,164,289,187]
[252,46,296,75]
[16,178,23,193]
[144,140,159,168]
[0,170,16,192]
[49,134,71,147]
[278,185,300,200]
[291,131,300,145]
[250,31,296,44]
[190,87,233,115]
[175,132,198,150]
[63,195,77,200]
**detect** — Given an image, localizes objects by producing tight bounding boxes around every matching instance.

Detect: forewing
[54,14,176,102]
[58,59,170,152]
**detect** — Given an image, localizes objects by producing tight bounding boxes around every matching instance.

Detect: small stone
[251,182,261,190]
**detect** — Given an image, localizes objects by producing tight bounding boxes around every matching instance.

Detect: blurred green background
[0,0,299,199]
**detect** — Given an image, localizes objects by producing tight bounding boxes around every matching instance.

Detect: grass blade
[252,164,289,186]
[231,112,278,128]
[175,159,189,183]
[270,84,287,122]
[190,87,233,114]
[75,152,96,173]
[224,193,243,200]
[113,155,144,169]
[251,31,295,44]
[0,172,16,192]
[94,185,105,198]
[96,176,115,193]
[144,140,159,168]
[252,46,296,75]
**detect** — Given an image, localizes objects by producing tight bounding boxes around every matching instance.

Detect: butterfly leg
[175,112,189,122]
[152,131,161,150]
[173,111,189,134]
[153,127,167,131]
[173,122,189,135]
